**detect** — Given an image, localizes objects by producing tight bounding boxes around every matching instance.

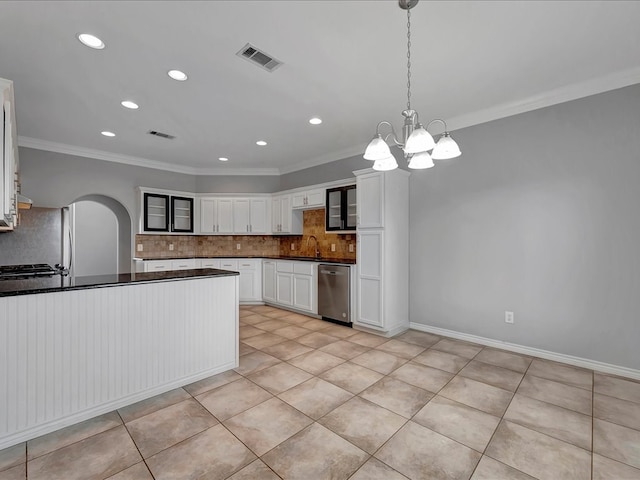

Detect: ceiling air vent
[147,130,175,140]
[236,43,283,72]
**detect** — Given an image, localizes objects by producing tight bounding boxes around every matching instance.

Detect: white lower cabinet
[266,260,317,314]
[293,274,314,312]
[137,256,320,311]
[356,230,383,328]
[216,259,262,303]
[171,258,197,270]
[199,259,221,269]
[276,262,294,306]
[139,260,172,272]
[238,260,261,302]
[262,260,276,303]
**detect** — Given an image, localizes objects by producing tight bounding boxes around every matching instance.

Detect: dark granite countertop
[134,255,356,265]
[0,268,238,297]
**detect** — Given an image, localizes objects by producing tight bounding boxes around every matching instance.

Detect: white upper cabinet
[272,194,302,234]
[138,189,194,234]
[233,199,251,233]
[356,172,384,229]
[200,198,234,234]
[292,188,324,210]
[249,198,268,233]
[233,198,269,234]
[199,196,268,235]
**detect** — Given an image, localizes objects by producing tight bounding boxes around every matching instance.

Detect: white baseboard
[409,322,640,381]
[353,322,409,338]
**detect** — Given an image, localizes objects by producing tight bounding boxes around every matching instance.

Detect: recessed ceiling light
[218,157,229,162]
[121,100,139,110]
[309,117,322,125]
[101,131,115,137]
[256,140,267,146]
[168,70,188,81]
[77,33,105,50]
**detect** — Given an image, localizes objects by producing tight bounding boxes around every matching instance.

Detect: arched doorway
[69,195,132,275]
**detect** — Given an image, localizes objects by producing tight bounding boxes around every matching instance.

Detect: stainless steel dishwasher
[318,264,351,325]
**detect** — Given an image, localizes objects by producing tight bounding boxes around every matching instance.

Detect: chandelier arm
[425,118,449,133]
[375,121,403,147]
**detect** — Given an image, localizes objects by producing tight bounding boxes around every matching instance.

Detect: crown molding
[444,66,640,133]
[18,69,640,176]
[196,166,280,176]
[18,136,200,175]
[278,144,366,175]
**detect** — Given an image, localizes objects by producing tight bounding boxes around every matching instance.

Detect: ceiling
[1,1,639,175]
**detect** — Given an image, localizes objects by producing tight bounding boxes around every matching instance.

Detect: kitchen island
[0,269,239,450]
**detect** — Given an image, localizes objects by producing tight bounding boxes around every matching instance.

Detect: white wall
[72,200,118,276]
[409,83,640,370]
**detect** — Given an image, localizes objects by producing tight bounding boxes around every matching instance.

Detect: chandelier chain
[406,7,411,110]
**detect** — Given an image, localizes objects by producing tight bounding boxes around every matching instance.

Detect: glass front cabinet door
[325,185,356,232]
[143,193,170,232]
[171,196,194,233]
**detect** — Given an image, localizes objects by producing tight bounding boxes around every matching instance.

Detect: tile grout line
[470,348,534,478]
[242,308,398,477]
[116,407,158,480]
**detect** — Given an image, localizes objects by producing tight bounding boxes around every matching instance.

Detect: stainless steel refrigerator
[0,207,72,272]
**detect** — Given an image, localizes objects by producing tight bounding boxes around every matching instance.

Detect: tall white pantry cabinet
[354,168,410,336]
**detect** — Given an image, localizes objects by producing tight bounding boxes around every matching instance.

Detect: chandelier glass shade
[372,155,399,171]
[364,0,461,171]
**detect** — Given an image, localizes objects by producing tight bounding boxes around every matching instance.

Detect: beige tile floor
[2,305,640,479]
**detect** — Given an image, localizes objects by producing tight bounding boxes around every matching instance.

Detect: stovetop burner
[0,264,67,279]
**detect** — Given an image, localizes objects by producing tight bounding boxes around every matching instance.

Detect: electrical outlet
[291,243,295,250]
[505,311,514,324]
[236,243,241,250]
[349,244,354,253]
[331,244,336,252]
[169,244,174,251]
[137,244,143,252]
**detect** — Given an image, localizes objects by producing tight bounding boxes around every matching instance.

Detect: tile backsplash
[135,208,356,260]
[278,209,356,260]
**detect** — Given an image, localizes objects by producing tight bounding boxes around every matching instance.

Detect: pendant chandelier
[363,0,461,171]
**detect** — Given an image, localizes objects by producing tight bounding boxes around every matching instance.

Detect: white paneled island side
[0,269,239,449]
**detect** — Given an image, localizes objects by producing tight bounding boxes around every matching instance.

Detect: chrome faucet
[307,235,321,258]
